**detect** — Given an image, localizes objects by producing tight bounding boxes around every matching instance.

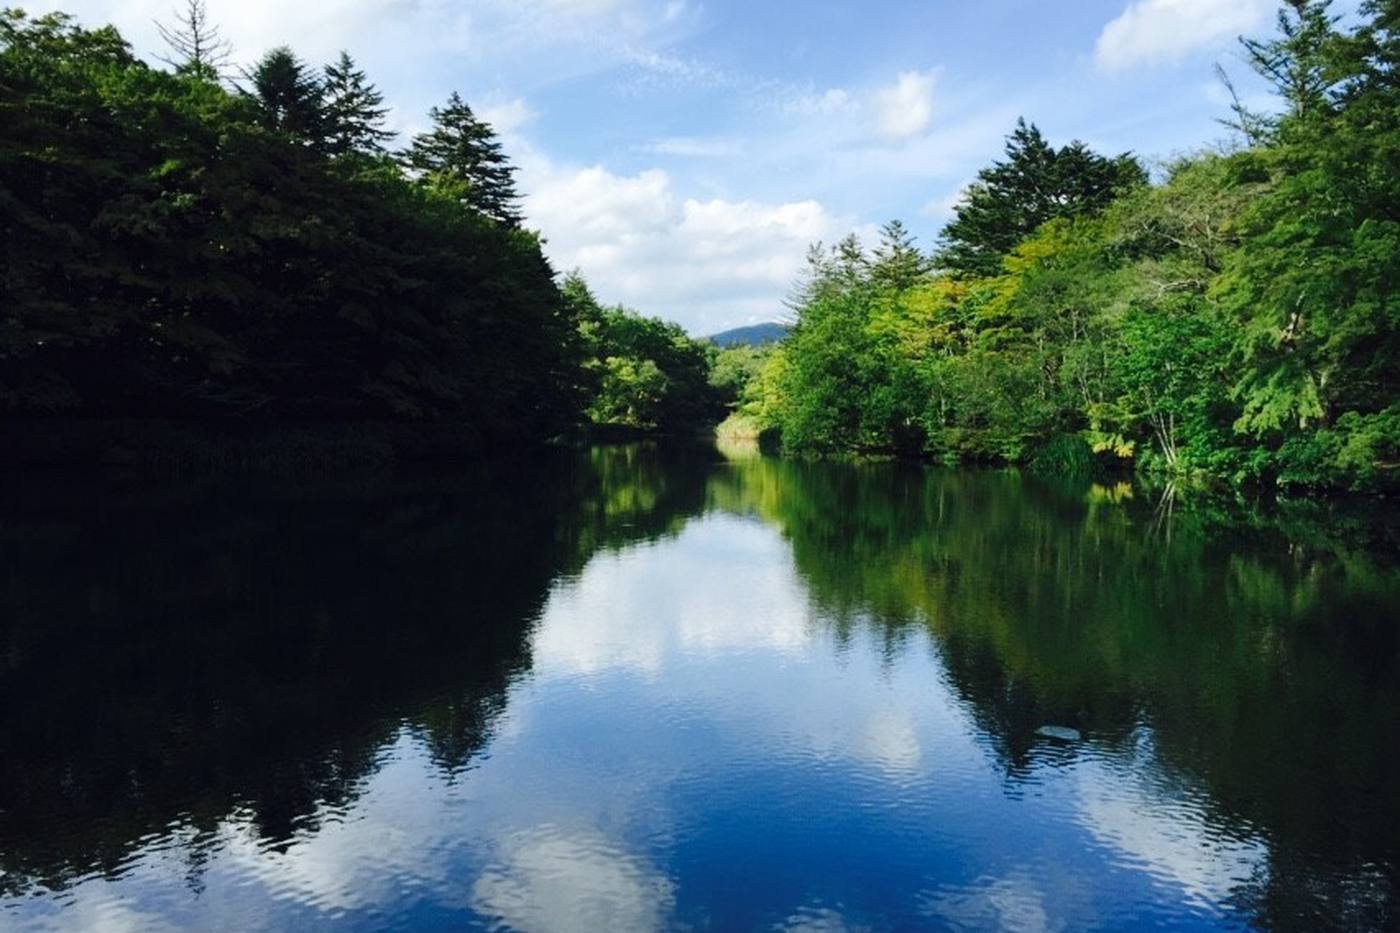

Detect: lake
[1,444,1398,931]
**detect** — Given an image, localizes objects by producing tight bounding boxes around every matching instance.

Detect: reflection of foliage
[0,446,714,895]
[4,448,1396,927]
[708,455,1400,930]
[561,443,717,564]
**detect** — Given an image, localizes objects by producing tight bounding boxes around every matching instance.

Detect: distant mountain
[708,323,790,348]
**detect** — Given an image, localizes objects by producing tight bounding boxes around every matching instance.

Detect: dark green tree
[936,119,1147,277]
[247,46,325,143]
[322,51,392,157]
[404,92,522,226]
[0,10,583,440]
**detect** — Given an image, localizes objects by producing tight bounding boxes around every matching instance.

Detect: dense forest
[2,1,1396,490]
[723,0,1399,492]
[0,4,722,451]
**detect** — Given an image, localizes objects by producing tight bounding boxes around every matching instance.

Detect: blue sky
[34,0,1326,333]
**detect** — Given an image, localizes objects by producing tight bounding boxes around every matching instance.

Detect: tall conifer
[405,93,522,226]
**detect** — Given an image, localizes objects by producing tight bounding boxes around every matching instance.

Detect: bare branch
[155,0,232,79]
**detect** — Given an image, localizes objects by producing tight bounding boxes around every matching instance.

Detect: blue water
[1,447,1396,930]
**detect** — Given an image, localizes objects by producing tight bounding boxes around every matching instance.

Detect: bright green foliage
[1214,0,1400,485]
[404,93,522,227]
[735,2,1399,491]
[772,287,882,453]
[590,357,669,428]
[0,10,580,442]
[563,273,725,432]
[709,344,773,412]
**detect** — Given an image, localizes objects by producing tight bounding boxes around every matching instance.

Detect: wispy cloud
[640,136,744,158]
[782,87,856,117]
[619,45,741,91]
[1095,0,1274,71]
[920,182,971,223]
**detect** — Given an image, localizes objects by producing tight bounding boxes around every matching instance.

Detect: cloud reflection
[471,827,675,932]
[532,517,815,678]
[1074,733,1268,907]
[921,873,1056,933]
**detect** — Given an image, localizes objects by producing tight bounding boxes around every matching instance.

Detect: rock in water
[1035,725,1082,742]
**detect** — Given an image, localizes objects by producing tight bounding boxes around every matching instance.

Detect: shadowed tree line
[0,5,724,454]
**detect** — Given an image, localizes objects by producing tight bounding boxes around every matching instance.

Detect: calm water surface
[2,445,1398,931]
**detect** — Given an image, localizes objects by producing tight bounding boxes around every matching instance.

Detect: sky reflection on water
[1,448,1396,931]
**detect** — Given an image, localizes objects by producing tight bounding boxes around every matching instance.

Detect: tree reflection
[0,445,718,895]
[707,455,1400,929]
[2,447,1396,929]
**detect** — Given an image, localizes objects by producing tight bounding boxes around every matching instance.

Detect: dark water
[2,445,1398,932]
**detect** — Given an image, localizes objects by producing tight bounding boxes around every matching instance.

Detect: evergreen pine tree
[1241,0,1343,122]
[322,51,392,157]
[870,220,929,292]
[832,234,867,289]
[936,119,1146,277]
[247,47,325,144]
[405,92,522,226]
[784,242,835,312]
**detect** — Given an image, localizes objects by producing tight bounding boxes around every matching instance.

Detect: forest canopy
[0,4,717,447]
[730,0,1400,492]
[2,1,1397,489]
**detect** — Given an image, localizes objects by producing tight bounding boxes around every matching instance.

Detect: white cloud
[520,155,854,332]
[773,904,863,932]
[784,87,855,117]
[861,706,922,774]
[480,98,538,135]
[530,517,816,676]
[642,136,744,158]
[1074,734,1268,906]
[1095,0,1275,71]
[621,44,737,91]
[874,70,938,141]
[15,892,184,933]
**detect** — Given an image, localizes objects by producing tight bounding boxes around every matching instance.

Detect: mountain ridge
[708,322,790,348]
